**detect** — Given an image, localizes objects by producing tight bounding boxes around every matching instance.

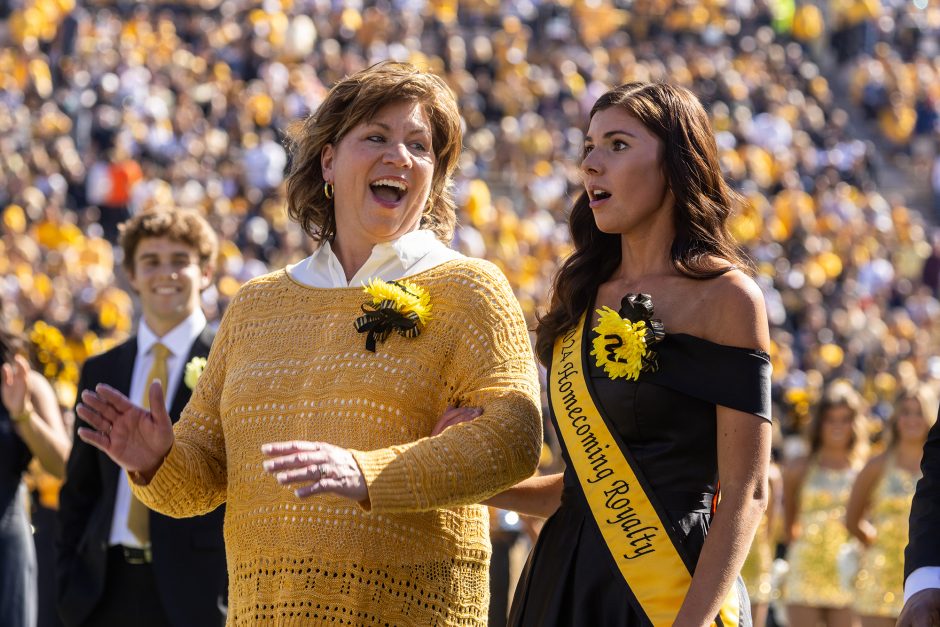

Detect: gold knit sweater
[132,258,543,626]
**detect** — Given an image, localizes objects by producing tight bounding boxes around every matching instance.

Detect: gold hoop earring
[324,182,334,199]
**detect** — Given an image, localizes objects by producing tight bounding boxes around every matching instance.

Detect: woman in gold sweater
[73,62,543,626]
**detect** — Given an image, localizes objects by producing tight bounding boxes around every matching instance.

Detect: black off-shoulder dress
[509,298,772,627]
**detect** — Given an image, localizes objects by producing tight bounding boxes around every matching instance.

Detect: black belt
[657,491,717,513]
[109,545,152,564]
[563,485,716,513]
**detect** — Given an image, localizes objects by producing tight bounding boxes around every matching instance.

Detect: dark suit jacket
[56,327,226,627]
[905,408,940,580]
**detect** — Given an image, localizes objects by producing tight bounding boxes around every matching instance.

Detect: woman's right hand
[76,382,174,478]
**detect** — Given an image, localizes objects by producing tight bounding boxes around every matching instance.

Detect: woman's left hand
[261,441,367,502]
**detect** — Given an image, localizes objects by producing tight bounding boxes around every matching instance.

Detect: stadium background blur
[2,0,940,625]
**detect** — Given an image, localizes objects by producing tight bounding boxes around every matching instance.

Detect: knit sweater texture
[132,258,543,626]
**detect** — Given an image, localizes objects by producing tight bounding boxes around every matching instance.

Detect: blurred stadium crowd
[1,0,940,622]
[4,0,940,438]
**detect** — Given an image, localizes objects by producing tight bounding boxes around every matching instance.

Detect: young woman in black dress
[488,82,773,626]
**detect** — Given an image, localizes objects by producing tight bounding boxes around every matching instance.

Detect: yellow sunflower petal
[590,307,649,381]
[363,278,432,325]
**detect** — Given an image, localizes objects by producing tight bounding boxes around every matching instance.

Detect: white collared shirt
[287,229,463,288]
[904,566,940,603]
[108,308,207,548]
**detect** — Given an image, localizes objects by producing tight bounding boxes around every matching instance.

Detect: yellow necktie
[127,342,170,545]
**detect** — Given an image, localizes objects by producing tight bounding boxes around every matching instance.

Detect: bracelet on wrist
[11,407,31,423]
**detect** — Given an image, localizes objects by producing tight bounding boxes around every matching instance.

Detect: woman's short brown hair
[285,61,463,243]
[119,207,219,275]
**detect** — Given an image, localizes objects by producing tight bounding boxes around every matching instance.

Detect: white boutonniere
[184,357,208,390]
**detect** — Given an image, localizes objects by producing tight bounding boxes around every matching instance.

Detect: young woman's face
[896,397,931,444]
[820,404,855,450]
[321,99,436,247]
[580,107,671,235]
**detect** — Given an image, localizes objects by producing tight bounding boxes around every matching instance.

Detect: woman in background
[846,384,936,626]
[1,324,71,627]
[783,381,869,627]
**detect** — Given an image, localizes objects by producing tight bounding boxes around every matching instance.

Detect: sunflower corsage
[354,278,432,352]
[590,293,665,380]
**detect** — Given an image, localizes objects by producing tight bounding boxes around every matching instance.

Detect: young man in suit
[57,207,226,627]
[899,411,940,626]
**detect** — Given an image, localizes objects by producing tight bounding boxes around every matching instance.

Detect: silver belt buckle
[122,545,152,564]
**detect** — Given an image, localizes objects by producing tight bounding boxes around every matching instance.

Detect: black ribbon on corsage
[354,291,423,353]
[620,293,666,373]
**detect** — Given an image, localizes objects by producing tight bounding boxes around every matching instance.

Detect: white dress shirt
[287,229,463,288]
[108,309,207,548]
[904,566,940,602]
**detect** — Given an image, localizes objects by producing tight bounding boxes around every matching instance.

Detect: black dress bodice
[574,325,771,515]
[510,299,771,627]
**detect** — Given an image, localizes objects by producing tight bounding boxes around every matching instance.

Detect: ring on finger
[316,464,325,481]
[107,421,113,435]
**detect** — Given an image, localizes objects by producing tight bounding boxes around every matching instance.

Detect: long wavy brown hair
[534,82,750,365]
[285,61,463,243]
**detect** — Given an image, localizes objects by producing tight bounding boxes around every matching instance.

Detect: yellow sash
[549,314,740,627]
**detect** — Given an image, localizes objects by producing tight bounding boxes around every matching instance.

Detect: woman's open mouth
[588,187,611,208]
[370,177,409,207]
